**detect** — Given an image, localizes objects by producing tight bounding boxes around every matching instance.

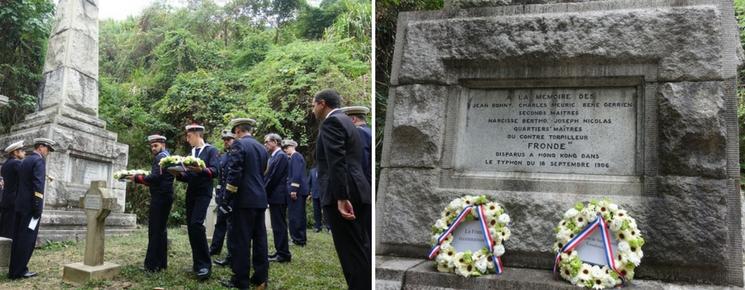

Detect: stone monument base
[377,256,741,290]
[0,237,10,273]
[62,262,120,284]
[40,210,136,243]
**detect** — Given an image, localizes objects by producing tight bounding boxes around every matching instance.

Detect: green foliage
[93,0,370,223]
[0,0,55,133]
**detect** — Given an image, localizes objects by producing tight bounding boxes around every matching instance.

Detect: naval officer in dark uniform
[132,134,174,272]
[0,140,25,239]
[340,106,372,185]
[8,138,56,280]
[263,133,291,262]
[169,124,220,280]
[282,139,308,246]
[220,118,269,290]
[212,130,235,266]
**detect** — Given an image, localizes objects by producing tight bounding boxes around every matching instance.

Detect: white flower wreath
[553,199,645,289]
[428,195,511,277]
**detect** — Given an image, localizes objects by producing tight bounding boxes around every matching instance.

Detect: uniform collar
[325,108,341,119]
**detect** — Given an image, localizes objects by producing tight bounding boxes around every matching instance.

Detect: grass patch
[0,226,345,289]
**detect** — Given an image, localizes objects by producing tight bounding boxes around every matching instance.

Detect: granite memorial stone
[0,0,136,242]
[377,0,743,287]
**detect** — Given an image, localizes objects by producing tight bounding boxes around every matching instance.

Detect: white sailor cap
[281,139,298,148]
[221,130,235,139]
[185,124,205,132]
[228,118,257,131]
[147,134,167,144]
[4,140,23,153]
[33,138,57,152]
[340,106,370,116]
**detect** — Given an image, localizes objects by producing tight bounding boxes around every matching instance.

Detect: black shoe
[195,268,211,281]
[220,279,248,290]
[268,252,278,259]
[214,258,231,266]
[314,228,322,233]
[268,255,291,263]
[22,271,37,278]
[292,241,306,247]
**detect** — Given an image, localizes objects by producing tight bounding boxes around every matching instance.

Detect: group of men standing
[0,89,371,289]
[0,138,58,280]
[127,89,371,289]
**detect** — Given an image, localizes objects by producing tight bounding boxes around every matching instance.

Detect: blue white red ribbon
[476,205,504,274]
[553,214,626,285]
[427,205,504,275]
[427,206,473,259]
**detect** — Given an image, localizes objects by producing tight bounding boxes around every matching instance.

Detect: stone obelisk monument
[0,0,136,242]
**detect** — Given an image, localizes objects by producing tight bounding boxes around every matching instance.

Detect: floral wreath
[553,199,645,289]
[427,195,511,277]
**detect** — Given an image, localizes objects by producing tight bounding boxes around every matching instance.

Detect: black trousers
[268,204,290,259]
[325,203,371,290]
[288,195,307,244]
[210,207,230,256]
[144,194,173,271]
[0,207,17,239]
[228,208,268,288]
[186,193,212,271]
[8,212,39,278]
[312,198,330,231]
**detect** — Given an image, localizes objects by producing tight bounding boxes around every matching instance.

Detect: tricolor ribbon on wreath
[552,213,626,286]
[427,205,504,274]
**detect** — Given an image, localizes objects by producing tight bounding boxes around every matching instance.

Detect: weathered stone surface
[62,262,120,284]
[0,238,10,272]
[381,0,743,287]
[380,259,742,290]
[377,170,736,282]
[647,176,729,266]
[385,85,448,168]
[658,82,727,178]
[397,5,723,84]
[50,0,98,38]
[40,67,99,116]
[44,27,99,80]
[446,0,625,9]
[0,95,7,107]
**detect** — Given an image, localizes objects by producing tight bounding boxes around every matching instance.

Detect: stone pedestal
[0,0,136,241]
[0,95,7,107]
[0,237,10,273]
[62,262,120,284]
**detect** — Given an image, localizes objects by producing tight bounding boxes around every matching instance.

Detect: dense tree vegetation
[1,0,371,224]
[0,0,55,132]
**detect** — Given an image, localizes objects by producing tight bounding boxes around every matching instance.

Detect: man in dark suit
[8,138,56,279]
[212,130,235,266]
[263,133,291,262]
[169,124,219,280]
[341,106,372,185]
[132,134,174,272]
[307,166,330,232]
[282,139,308,246]
[312,89,372,289]
[220,118,269,290]
[0,140,25,239]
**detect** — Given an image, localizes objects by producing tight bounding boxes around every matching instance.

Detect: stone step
[41,210,137,227]
[38,228,138,244]
[377,256,744,290]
